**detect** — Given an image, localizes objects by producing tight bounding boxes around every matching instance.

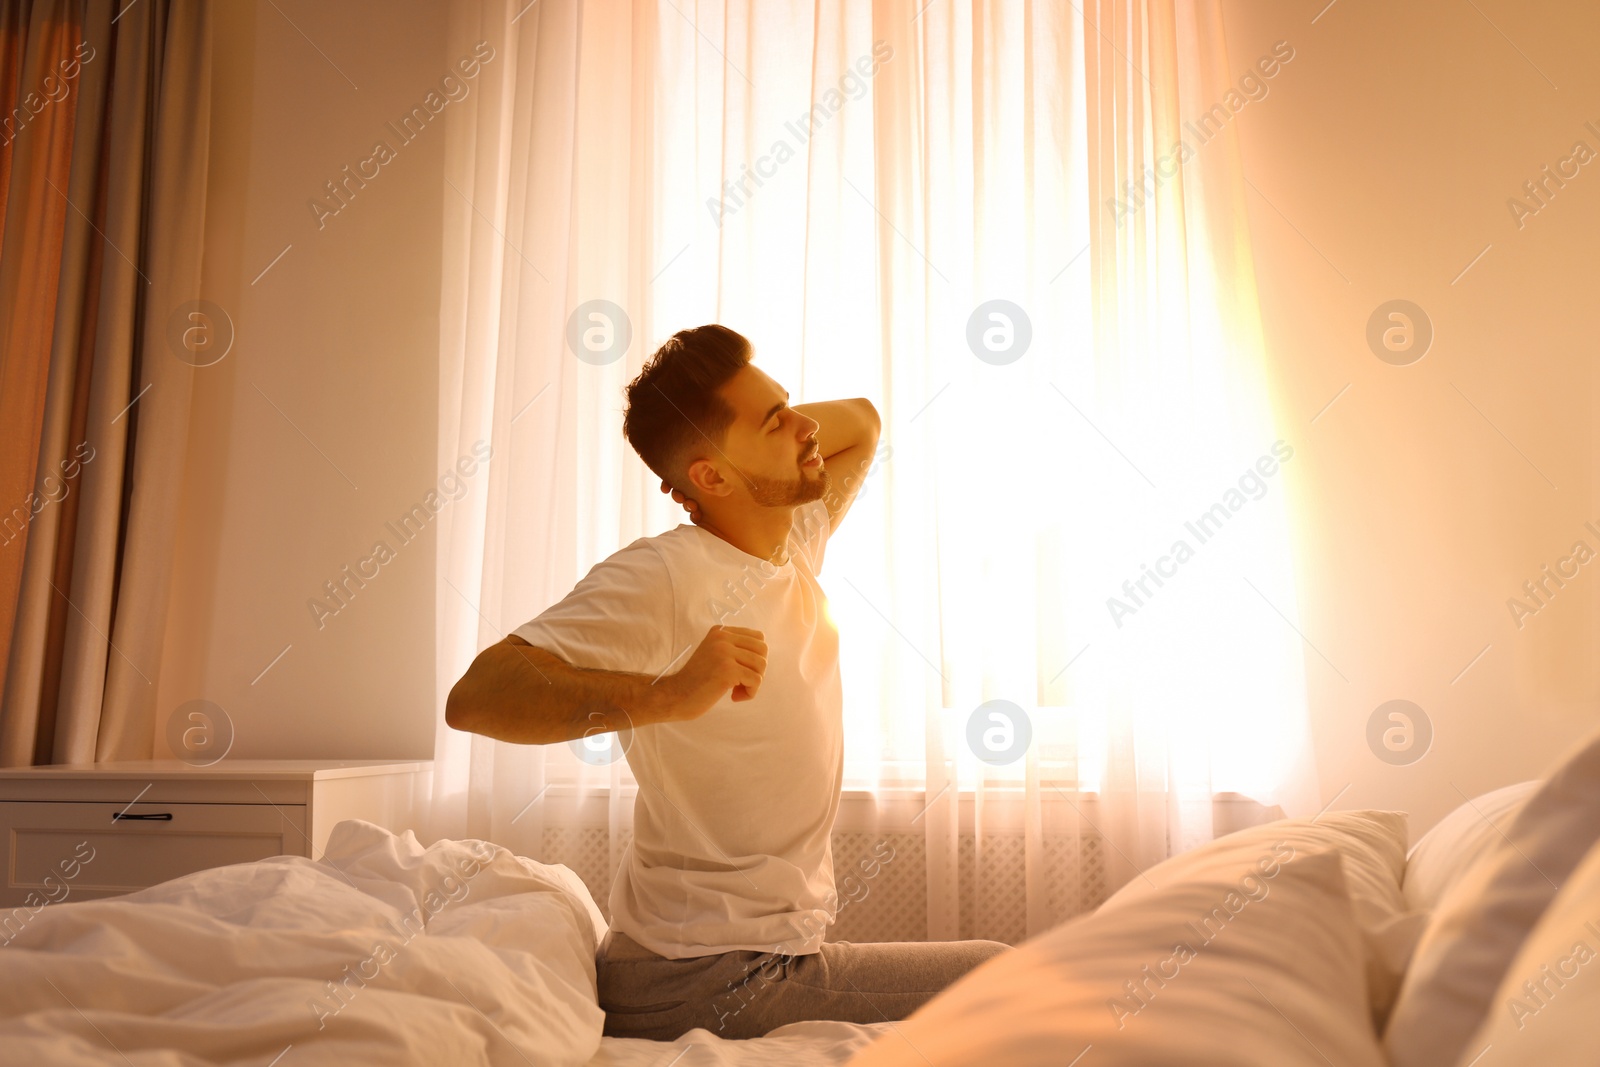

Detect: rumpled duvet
[0,819,608,1066]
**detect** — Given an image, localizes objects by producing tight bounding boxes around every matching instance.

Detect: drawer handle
[112,812,174,821]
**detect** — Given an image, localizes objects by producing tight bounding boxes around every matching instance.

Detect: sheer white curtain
[429,0,1319,943]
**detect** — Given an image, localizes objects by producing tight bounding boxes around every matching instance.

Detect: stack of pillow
[1384,726,1600,1066]
[844,724,1600,1067]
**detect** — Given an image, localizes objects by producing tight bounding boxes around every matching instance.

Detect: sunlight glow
[635,2,1313,817]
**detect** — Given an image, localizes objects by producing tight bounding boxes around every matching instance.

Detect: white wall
[155,1,451,760]
[1220,0,1600,835]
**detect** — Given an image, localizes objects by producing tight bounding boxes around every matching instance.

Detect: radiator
[538,825,1111,945]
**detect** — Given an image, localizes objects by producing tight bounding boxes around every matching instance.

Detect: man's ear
[685,456,733,499]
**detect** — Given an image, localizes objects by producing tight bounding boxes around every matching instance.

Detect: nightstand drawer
[1,801,309,906]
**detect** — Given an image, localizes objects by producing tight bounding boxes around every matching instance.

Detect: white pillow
[843,845,1387,1067]
[1453,833,1600,1065]
[1403,781,1539,912]
[1104,808,1422,1030]
[1384,725,1600,1067]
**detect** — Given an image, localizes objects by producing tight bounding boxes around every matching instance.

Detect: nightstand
[0,759,432,907]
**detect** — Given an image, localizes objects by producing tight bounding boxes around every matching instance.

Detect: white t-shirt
[511,499,842,958]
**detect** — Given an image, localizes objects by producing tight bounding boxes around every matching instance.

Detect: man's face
[713,365,830,507]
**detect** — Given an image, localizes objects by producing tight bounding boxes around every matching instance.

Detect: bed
[3,724,1597,1067]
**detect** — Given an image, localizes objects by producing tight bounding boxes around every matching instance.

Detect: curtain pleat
[91,0,209,760]
[0,0,81,758]
[0,0,38,238]
[17,0,108,764]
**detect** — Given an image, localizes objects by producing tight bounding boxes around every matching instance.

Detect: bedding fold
[0,819,606,1066]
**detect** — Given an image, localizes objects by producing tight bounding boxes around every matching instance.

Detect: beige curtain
[0,0,212,765]
[431,0,1315,943]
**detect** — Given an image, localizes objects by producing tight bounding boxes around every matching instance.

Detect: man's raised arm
[792,397,882,533]
[445,625,768,745]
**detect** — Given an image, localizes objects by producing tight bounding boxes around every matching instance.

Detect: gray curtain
[0,0,212,764]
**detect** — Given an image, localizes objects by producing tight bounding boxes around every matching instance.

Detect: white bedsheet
[589,1020,893,1067]
[0,820,608,1066]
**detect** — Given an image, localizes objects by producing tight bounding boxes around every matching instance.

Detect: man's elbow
[842,397,880,450]
[444,677,479,733]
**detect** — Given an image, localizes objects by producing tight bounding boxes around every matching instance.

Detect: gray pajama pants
[595,927,1012,1041]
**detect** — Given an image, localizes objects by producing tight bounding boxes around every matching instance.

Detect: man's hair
[623,324,753,487]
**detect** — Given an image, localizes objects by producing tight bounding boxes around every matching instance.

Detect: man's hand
[660,479,705,525]
[662,625,767,719]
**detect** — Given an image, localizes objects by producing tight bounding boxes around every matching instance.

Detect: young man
[445,324,1008,1040]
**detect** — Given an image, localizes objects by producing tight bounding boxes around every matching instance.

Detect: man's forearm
[445,639,679,745]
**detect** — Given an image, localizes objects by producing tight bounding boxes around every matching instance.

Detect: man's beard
[743,463,830,507]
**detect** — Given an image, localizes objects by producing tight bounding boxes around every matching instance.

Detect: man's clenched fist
[663,625,768,721]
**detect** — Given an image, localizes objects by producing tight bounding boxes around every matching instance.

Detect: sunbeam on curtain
[430,0,1318,944]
